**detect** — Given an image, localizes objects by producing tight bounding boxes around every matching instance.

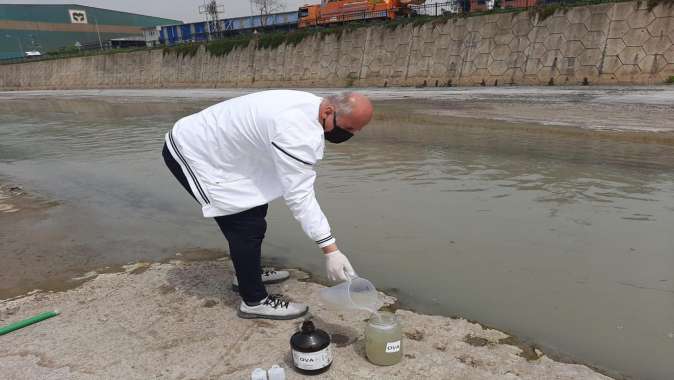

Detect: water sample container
[267,365,286,380]
[250,367,268,380]
[319,277,383,313]
[365,312,403,366]
[290,320,332,375]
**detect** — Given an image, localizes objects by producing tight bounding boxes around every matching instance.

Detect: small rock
[128,263,151,275]
[457,354,483,368]
[434,343,447,352]
[1,306,20,319]
[404,353,416,359]
[158,285,175,295]
[202,299,218,308]
[33,294,48,301]
[464,334,490,347]
[404,329,424,341]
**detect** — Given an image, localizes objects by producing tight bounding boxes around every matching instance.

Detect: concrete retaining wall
[1,1,673,89]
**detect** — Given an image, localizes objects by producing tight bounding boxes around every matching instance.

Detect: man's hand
[324,249,356,282]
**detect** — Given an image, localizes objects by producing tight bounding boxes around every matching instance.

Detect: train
[158,11,299,45]
[156,0,536,46]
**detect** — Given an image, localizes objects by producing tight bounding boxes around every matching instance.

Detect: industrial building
[0,4,181,59]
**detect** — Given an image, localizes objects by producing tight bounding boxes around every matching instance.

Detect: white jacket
[165,90,335,248]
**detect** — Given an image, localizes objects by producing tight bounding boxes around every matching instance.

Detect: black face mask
[323,112,353,144]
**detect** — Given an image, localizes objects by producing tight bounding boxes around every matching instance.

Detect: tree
[250,0,286,27]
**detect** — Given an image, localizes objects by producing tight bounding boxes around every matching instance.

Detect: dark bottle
[290,320,332,375]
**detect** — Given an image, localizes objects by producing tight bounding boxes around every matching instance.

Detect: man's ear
[323,104,335,118]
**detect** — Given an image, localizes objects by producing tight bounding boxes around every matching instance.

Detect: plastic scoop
[319,275,384,313]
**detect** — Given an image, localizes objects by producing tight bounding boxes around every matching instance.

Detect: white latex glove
[324,250,356,282]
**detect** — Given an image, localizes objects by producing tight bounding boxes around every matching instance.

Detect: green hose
[0,310,59,336]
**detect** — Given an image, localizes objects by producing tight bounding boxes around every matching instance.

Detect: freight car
[159,10,298,45]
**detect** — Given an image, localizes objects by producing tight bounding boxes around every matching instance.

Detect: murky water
[1,89,673,379]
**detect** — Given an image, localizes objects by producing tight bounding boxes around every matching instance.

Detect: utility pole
[201,0,210,41]
[199,1,224,41]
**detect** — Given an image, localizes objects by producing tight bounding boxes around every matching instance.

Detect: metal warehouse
[0,4,181,59]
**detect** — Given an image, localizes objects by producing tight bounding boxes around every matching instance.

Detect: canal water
[0,88,672,379]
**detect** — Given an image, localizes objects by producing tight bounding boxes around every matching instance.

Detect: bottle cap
[251,367,268,380]
[268,365,286,380]
[301,320,316,333]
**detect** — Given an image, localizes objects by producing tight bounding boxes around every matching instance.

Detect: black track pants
[163,143,268,304]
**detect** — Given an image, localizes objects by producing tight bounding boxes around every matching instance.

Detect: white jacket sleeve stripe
[270,141,333,245]
[316,235,334,245]
[272,142,315,166]
[168,130,211,205]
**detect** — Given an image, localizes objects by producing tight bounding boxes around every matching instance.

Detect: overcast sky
[2,0,309,23]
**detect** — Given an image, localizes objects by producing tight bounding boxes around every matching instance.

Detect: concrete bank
[1,1,673,90]
[0,258,612,379]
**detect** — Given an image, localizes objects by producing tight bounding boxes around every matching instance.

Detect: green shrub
[206,38,252,57]
[647,0,674,11]
[163,43,201,58]
[530,3,566,21]
[257,27,347,50]
[258,30,314,50]
[665,76,674,84]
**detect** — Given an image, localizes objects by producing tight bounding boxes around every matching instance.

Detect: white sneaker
[232,268,290,291]
[238,294,308,320]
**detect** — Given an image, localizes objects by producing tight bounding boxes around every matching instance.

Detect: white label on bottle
[385,340,401,353]
[292,345,332,371]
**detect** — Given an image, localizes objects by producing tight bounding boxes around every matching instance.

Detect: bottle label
[292,345,332,371]
[385,340,401,353]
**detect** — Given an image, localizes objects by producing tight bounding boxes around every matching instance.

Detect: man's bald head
[319,92,374,134]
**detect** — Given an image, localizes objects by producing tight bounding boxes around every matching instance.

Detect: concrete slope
[0,258,612,379]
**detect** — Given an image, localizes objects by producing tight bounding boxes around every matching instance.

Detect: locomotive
[298,0,427,28]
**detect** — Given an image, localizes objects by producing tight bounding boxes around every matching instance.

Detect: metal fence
[410,1,465,16]
[408,0,630,15]
[309,0,630,21]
